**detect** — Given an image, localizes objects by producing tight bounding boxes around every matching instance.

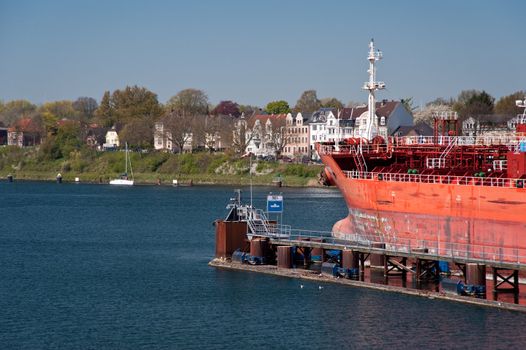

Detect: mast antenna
[361,38,386,141]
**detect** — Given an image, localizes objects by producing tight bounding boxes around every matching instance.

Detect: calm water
[1,182,526,349]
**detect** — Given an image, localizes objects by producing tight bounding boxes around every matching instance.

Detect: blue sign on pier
[267,194,283,213]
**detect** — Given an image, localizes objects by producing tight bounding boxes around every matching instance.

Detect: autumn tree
[453,90,495,119]
[265,100,290,114]
[294,90,321,113]
[320,97,344,110]
[495,91,526,115]
[95,91,114,127]
[0,99,37,126]
[39,100,77,135]
[211,100,240,117]
[119,119,153,149]
[39,121,82,160]
[73,97,98,121]
[93,86,162,147]
[166,89,209,116]
[111,86,163,123]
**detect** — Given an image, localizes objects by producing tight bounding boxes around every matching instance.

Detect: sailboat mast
[125,142,128,175]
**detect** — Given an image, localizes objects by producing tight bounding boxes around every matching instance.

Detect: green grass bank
[0,146,324,187]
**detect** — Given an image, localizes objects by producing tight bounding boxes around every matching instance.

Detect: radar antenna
[361,39,385,141]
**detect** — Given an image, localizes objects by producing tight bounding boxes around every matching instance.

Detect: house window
[380,116,386,126]
[312,125,317,131]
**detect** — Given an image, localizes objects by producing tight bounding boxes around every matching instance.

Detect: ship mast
[362,39,385,140]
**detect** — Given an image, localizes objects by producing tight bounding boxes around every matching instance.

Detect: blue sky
[0,0,524,108]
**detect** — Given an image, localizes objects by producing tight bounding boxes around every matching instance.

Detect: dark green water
[1,182,525,349]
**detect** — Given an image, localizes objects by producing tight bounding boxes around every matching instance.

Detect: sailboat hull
[109,179,134,186]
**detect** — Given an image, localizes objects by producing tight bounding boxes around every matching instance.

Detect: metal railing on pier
[251,228,526,270]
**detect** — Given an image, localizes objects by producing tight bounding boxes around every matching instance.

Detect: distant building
[243,114,288,157]
[154,122,193,153]
[343,100,414,139]
[103,127,120,149]
[308,100,414,159]
[282,112,311,159]
[461,115,515,136]
[7,118,41,147]
[85,124,107,150]
[392,123,433,137]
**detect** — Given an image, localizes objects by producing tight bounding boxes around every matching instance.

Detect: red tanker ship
[317,40,526,265]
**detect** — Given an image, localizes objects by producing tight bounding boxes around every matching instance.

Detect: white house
[308,108,354,159]
[241,114,287,157]
[154,122,193,152]
[103,127,120,149]
[308,101,414,159]
[343,100,413,139]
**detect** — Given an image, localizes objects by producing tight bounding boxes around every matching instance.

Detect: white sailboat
[109,143,134,186]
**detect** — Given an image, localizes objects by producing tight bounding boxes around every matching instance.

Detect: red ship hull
[320,152,526,265]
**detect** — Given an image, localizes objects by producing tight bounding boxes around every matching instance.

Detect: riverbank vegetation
[0,146,323,186]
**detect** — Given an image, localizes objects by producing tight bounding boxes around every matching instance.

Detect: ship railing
[318,135,520,156]
[393,135,520,148]
[344,170,523,188]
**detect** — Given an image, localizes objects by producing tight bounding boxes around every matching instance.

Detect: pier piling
[370,242,386,268]
[492,268,519,303]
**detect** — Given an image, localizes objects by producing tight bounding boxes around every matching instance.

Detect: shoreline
[209,258,526,314]
[1,174,324,188]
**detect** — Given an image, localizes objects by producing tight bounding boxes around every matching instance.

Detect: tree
[453,90,495,119]
[0,99,37,126]
[94,86,162,127]
[232,117,253,154]
[95,91,114,127]
[347,100,366,108]
[426,97,454,107]
[495,91,526,115]
[111,86,163,123]
[119,119,153,149]
[73,97,98,121]
[268,117,291,158]
[238,104,261,117]
[160,111,195,153]
[265,100,290,114]
[38,101,77,135]
[192,115,230,152]
[39,121,82,160]
[413,103,452,125]
[166,89,209,116]
[211,100,241,117]
[401,97,417,113]
[294,90,321,113]
[320,97,344,110]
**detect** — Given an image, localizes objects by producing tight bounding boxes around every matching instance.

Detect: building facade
[282,112,311,159]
